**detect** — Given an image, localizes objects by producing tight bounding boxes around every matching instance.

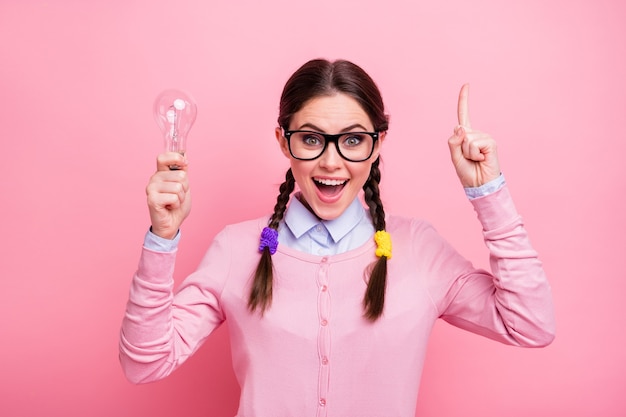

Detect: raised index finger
[457,83,471,128]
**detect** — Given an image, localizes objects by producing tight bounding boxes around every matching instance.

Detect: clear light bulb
[153,89,197,158]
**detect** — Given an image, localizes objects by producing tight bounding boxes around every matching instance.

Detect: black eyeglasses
[284,130,379,162]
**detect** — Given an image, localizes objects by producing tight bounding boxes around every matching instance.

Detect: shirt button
[321,319,328,326]
[321,356,329,365]
[321,257,328,263]
[321,285,328,292]
[319,398,326,406]
[316,225,323,232]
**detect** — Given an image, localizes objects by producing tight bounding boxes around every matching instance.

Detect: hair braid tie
[259,227,279,255]
[374,230,392,259]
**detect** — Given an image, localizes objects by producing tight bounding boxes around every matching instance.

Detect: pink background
[1,0,624,416]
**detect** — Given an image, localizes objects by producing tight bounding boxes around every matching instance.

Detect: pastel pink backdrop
[1,0,624,416]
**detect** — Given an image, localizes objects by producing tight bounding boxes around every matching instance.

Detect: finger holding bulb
[146,152,192,240]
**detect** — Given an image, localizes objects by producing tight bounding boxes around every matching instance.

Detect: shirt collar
[283,193,368,244]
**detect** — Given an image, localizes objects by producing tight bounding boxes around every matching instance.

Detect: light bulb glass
[153,89,197,156]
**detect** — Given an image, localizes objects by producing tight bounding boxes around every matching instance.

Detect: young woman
[120,59,555,417]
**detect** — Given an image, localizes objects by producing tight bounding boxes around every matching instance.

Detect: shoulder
[197,216,269,269]
[385,214,449,253]
[386,214,437,235]
[216,216,269,245]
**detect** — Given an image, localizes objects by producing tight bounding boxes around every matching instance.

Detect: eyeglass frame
[283,129,380,162]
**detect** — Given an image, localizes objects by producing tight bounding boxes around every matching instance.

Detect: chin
[310,202,348,221]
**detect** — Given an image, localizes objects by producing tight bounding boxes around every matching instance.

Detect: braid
[268,169,295,229]
[362,158,388,321]
[363,159,386,231]
[248,169,295,314]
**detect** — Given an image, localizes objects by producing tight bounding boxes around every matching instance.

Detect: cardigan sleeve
[435,185,556,347]
[119,228,232,384]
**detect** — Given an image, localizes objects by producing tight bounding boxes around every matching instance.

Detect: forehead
[290,93,373,131]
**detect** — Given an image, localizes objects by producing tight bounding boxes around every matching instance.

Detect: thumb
[447,125,465,160]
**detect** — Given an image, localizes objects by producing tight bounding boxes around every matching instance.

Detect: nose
[318,141,342,169]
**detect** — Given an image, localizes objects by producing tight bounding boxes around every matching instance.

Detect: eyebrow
[296,123,370,133]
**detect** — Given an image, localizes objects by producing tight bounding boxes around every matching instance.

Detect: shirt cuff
[464,174,506,200]
[143,228,180,252]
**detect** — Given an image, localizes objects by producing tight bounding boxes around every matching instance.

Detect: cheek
[289,160,312,184]
[350,162,373,185]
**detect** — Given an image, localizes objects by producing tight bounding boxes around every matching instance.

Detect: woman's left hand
[447,84,501,188]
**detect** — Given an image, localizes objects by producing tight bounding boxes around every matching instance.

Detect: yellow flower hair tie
[374,230,392,259]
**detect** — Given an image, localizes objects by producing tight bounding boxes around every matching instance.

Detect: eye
[342,134,364,147]
[302,133,323,146]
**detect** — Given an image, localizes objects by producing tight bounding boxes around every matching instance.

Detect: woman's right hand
[145,152,191,239]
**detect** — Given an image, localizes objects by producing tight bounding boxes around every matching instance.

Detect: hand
[447,84,501,188]
[145,152,191,239]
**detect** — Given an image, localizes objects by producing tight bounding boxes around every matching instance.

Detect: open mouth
[314,178,347,197]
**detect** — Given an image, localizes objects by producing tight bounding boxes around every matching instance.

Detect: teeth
[315,178,346,186]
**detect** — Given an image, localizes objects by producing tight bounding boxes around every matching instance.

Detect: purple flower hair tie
[259,227,279,255]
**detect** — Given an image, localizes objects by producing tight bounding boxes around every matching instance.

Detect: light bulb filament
[166,107,178,149]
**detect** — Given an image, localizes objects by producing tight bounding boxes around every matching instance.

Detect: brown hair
[248,59,390,321]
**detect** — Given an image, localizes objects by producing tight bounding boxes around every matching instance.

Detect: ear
[371,131,386,160]
[275,127,291,159]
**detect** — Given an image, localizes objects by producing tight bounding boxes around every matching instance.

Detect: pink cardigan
[119,186,555,417]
